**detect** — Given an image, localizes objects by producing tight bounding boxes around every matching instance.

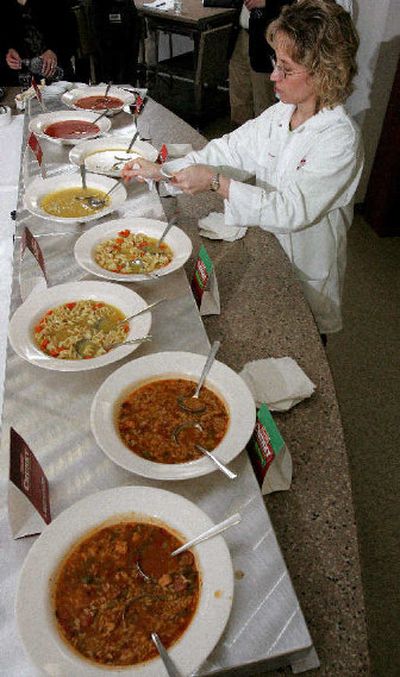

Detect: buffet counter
[0,88,369,675]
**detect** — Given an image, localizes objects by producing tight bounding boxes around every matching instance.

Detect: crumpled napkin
[166,143,193,158]
[43,80,72,99]
[198,211,247,242]
[240,357,315,411]
[143,0,174,9]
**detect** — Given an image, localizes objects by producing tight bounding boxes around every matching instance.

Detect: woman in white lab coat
[122,0,363,335]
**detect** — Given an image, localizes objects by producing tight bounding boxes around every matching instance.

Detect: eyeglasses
[270,57,308,80]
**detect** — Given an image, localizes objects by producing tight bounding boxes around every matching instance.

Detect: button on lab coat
[165,102,364,334]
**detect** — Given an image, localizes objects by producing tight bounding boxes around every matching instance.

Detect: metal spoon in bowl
[80,162,87,190]
[76,177,124,209]
[177,340,221,413]
[129,215,178,270]
[93,297,166,332]
[170,513,242,557]
[74,333,152,358]
[151,633,182,677]
[104,81,112,97]
[195,444,237,480]
[92,108,110,124]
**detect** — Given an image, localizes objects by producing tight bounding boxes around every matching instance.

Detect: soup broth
[44,120,99,140]
[40,187,110,218]
[75,95,123,110]
[53,520,200,666]
[117,378,229,463]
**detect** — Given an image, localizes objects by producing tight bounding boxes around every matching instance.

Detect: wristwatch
[210,172,220,192]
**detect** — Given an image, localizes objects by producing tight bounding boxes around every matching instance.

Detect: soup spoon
[74,333,152,357]
[170,513,242,557]
[151,632,182,677]
[195,444,237,480]
[92,108,110,124]
[93,297,166,332]
[128,216,177,271]
[177,340,221,413]
[77,177,123,209]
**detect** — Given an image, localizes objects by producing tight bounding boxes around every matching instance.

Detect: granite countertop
[2,87,369,674]
[137,98,369,675]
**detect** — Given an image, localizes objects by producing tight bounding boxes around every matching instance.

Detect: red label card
[28,132,43,166]
[157,144,168,164]
[20,226,48,282]
[9,428,51,525]
[31,76,42,103]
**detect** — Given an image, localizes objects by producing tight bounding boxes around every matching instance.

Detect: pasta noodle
[33,300,128,359]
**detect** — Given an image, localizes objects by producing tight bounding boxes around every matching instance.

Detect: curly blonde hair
[267,0,359,109]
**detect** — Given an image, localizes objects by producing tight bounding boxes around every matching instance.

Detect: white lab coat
[165,102,364,333]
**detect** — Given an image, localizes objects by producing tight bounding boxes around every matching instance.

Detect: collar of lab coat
[278,103,348,135]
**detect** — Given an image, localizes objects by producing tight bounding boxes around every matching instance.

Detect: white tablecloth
[0,116,24,417]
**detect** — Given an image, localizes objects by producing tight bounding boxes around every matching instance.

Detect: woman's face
[270,32,316,109]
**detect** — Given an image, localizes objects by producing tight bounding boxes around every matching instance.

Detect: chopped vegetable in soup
[75,95,123,110]
[40,187,110,218]
[33,299,127,359]
[117,378,229,463]
[53,521,200,666]
[94,229,173,274]
[44,120,100,139]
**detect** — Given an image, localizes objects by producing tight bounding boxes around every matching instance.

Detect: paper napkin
[166,143,193,158]
[198,211,247,242]
[240,357,315,411]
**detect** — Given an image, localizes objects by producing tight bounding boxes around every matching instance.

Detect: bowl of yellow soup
[23,172,127,223]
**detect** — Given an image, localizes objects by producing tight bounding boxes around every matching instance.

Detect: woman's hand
[6,48,21,70]
[40,49,57,77]
[172,164,230,198]
[121,158,163,184]
[172,164,214,195]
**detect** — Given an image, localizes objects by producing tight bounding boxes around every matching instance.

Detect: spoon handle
[106,178,123,197]
[157,218,176,247]
[105,81,112,97]
[116,298,166,327]
[194,340,221,398]
[195,444,237,480]
[126,129,139,153]
[80,163,87,190]
[151,633,182,677]
[106,334,152,351]
[171,513,241,557]
[92,108,109,124]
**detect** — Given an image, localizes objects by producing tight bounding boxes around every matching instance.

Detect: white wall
[346,0,400,199]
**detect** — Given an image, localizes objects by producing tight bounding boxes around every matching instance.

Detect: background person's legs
[229,29,254,126]
[229,29,276,125]
[251,71,276,117]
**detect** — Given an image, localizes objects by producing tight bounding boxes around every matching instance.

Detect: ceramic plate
[8,281,152,372]
[69,137,158,177]
[28,110,111,146]
[16,485,234,676]
[90,351,256,479]
[61,86,136,114]
[23,172,126,223]
[74,217,193,282]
